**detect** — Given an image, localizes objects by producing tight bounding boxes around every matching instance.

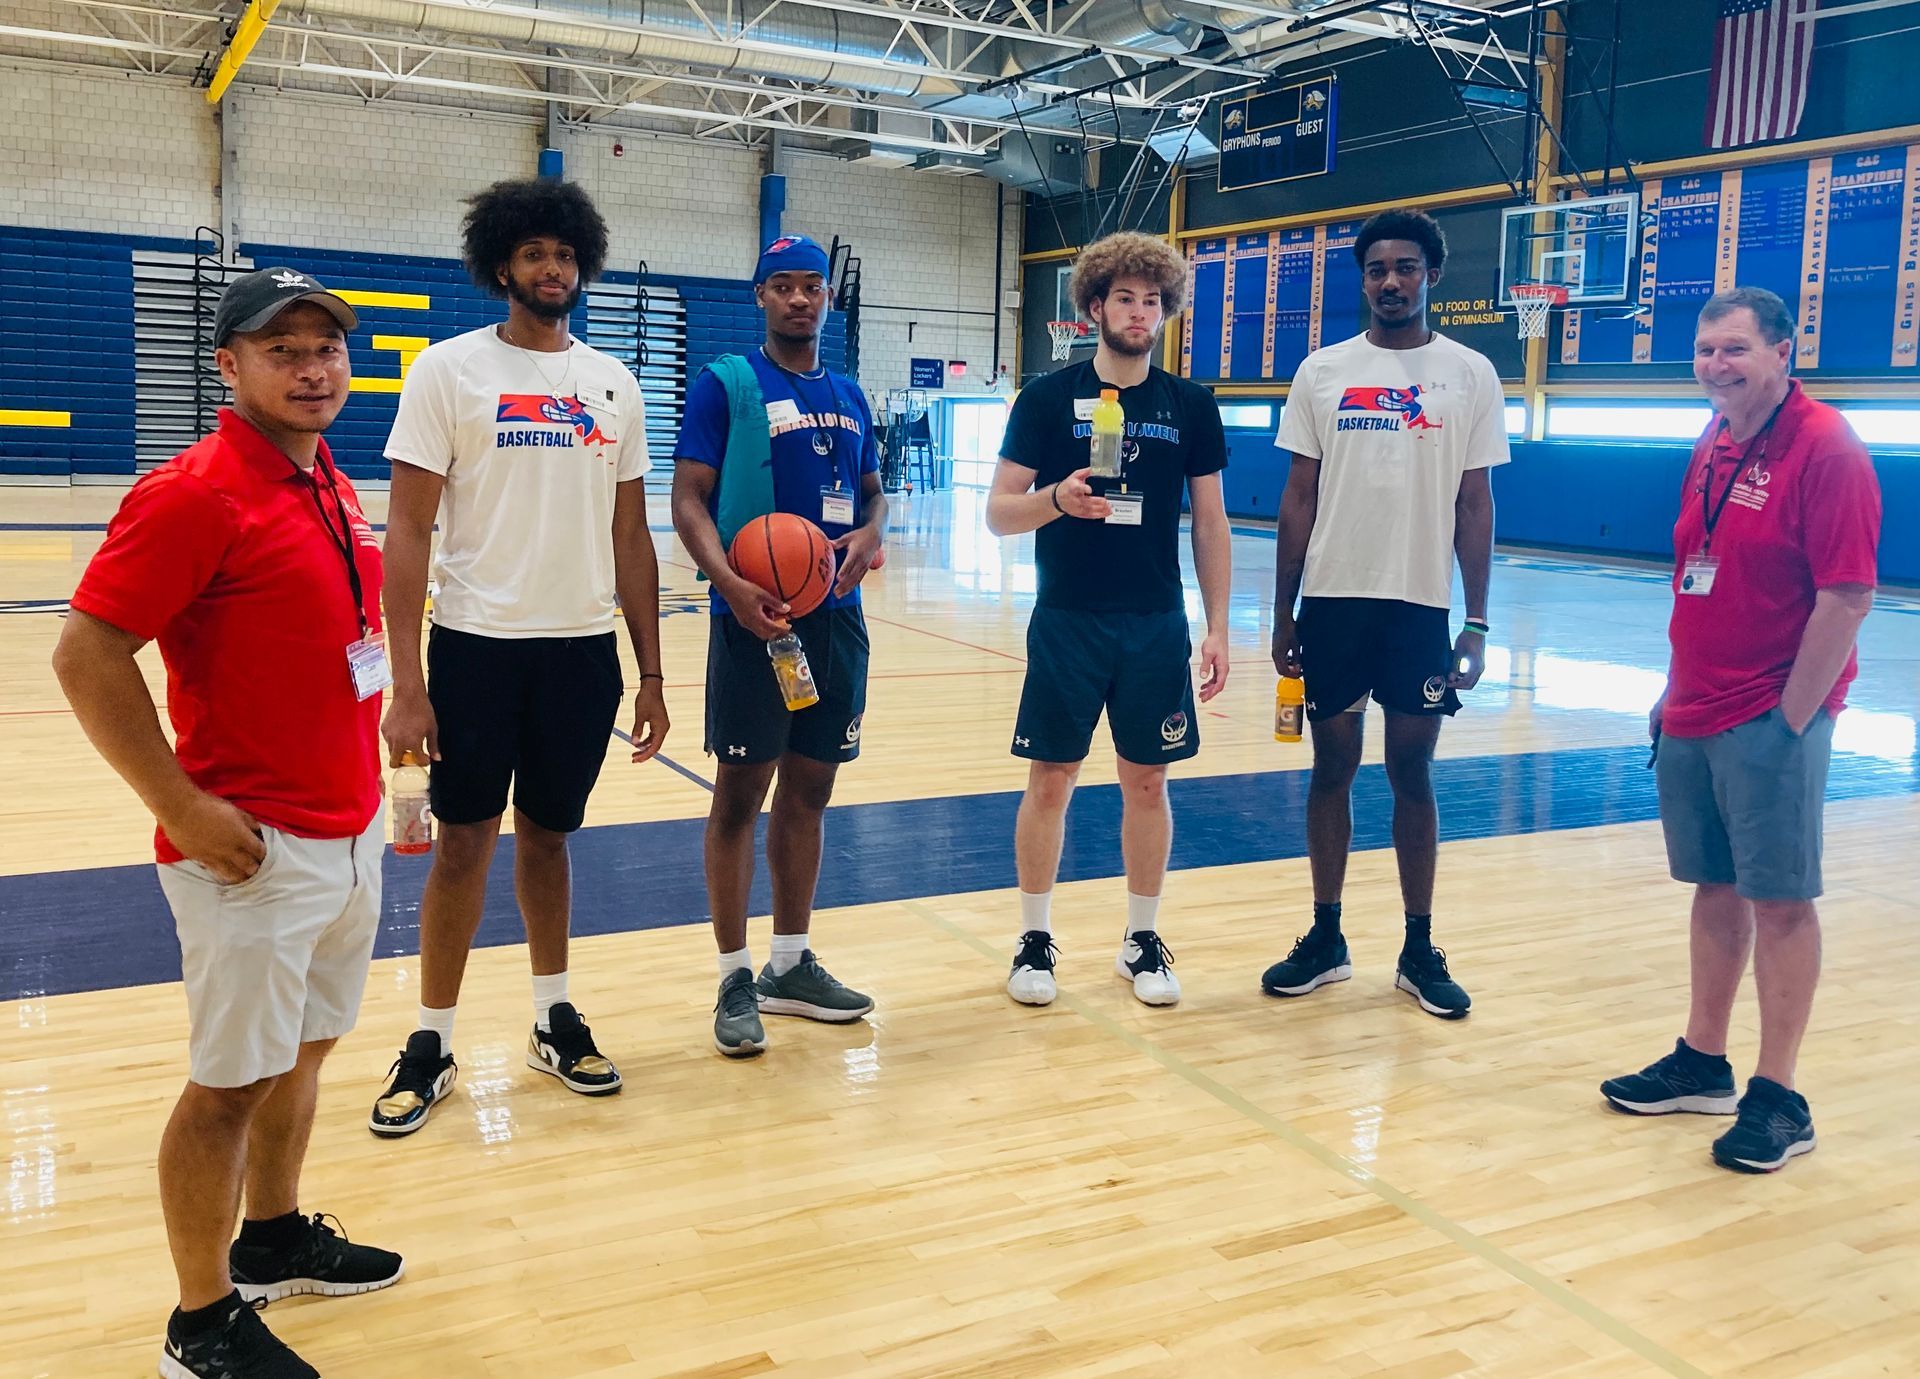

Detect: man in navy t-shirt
[671,234,887,1059]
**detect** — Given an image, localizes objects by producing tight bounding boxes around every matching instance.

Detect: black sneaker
[160,1295,316,1379]
[1261,931,1352,997]
[1007,930,1058,1006]
[1600,1038,1739,1115]
[527,1001,623,1095]
[1712,1076,1816,1173]
[1394,944,1471,1019]
[368,1029,456,1138]
[230,1212,404,1305]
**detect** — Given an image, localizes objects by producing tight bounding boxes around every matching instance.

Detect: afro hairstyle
[461,178,610,296]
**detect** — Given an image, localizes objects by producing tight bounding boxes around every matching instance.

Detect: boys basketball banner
[1218,76,1338,193]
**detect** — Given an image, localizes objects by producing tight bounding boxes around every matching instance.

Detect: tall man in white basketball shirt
[372,177,669,1137]
[1263,207,1507,1020]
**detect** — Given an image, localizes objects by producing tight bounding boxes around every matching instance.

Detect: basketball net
[1512,283,1567,340]
[1048,320,1088,362]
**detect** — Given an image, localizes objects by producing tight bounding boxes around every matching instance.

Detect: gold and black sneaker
[368,1030,457,1138]
[526,1001,622,1095]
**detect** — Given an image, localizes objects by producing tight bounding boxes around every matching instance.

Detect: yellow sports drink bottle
[1088,388,1124,477]
[1274,675,1305,743]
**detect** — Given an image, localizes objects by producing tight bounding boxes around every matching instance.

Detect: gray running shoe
[755,951,874,1022]
[714,967,768,1057]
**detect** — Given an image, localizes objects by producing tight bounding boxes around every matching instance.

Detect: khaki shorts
[157,807,384,1088]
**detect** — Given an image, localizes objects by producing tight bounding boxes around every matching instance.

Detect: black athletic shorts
[1012,606,1198,766]
[1297,596,1461,722]
[426,625,624,832]
[704,605,870,766]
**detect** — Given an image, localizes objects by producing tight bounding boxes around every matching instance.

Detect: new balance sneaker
[160,1295,315,1379]
[367,1030,456,1138]
[1008,930,1059,1006]
[756,951,874,1022]
[1712,1076,1816,1173]
[1116,931,1179,1006]
[1260,930,1353,997]
[1600,1039,1739,1115]
[230,1212,404,1305]
[527,1001,622,1094]
[1394,944,1471,1019]
[714,967,768,1057]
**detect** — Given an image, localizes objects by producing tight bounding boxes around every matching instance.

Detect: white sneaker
[1116,931,1179,1006]
[1008,930,1058,1006]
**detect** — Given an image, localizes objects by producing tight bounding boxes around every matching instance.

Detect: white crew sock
[717,947,753,979]
[1019,890,1054,938]
[417,1004,457,1058]
[769,932,810,976]
[1125,892,1161,937]
[531,971,569,1031]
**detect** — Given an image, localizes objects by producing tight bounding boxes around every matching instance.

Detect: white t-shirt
[385,327,650,638]
[1275,331,1509,609]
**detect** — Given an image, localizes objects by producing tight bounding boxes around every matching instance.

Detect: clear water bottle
[1088,387,1124,478]
[768,632,820,712]
[392,751,433,855]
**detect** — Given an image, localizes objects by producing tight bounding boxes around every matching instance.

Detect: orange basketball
[728,513,836,618]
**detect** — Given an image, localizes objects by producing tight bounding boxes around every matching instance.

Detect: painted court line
[902,896,1718,1379]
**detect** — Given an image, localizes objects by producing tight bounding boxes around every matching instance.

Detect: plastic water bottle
[1088,387,1124,477]
[768,632,820,712]
[392,752,433,855]
[1274,676,1305,743]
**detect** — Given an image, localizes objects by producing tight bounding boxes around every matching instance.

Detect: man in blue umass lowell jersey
[987,230,1231,1009]
[371,178,669,1135]
[1261,207,1507,1020]
[671,234,888,1057]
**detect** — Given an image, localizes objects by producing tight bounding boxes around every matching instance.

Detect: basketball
[728,513,836,617]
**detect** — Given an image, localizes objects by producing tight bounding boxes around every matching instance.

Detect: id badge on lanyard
[347,633,393,700]
[1679,555,1719,597]
[821,483,855,527]
[1104,491,1144,526]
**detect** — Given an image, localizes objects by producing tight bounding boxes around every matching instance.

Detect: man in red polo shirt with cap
[1601,286,1881,1175]
[54,267,404,1379]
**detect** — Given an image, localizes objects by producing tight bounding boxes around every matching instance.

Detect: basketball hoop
[1511,283,1568,340]
[1048,320,1091,362]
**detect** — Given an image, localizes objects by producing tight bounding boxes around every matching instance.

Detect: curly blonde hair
[1068,231,1189,318]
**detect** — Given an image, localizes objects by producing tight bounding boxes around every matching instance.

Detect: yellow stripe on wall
[0,410,72,428]
[334,290,431,311]
[348,378,405,394]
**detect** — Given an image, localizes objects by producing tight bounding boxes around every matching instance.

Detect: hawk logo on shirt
[1336,385,1444,433]
[495,394,617,448]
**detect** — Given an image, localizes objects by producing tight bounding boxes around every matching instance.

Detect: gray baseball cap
[213,267,359,347]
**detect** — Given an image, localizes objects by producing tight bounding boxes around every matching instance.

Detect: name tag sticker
[1073,398,1098,422]
[1104,494,1144,526]
[346,634,393,701]
[766,399,802,426]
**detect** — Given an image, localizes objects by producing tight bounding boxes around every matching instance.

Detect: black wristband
[640,673,664,681]
[1050,481,1065,514]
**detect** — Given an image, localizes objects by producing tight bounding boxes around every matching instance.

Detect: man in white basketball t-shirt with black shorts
[370,177,669,1136]
[1260,207,1508,1020]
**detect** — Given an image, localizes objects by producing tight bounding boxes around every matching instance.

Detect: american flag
[1706,0,1815,150]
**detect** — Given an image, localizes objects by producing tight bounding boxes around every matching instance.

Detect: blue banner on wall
[1218,76,1337,193]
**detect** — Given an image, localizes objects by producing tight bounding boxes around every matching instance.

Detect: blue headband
[754,234,831,286]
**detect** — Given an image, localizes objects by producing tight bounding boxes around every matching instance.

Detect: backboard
[1499,192,1638,306]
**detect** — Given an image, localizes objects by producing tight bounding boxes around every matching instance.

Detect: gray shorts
[156,807,385,1088]
[1655,707,1833,902]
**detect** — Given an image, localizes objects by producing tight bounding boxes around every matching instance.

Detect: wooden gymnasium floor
[2,482,1918,1379]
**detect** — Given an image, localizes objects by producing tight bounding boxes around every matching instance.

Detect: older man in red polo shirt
[54,268,404,1379]
[1601,286,1881,1175]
